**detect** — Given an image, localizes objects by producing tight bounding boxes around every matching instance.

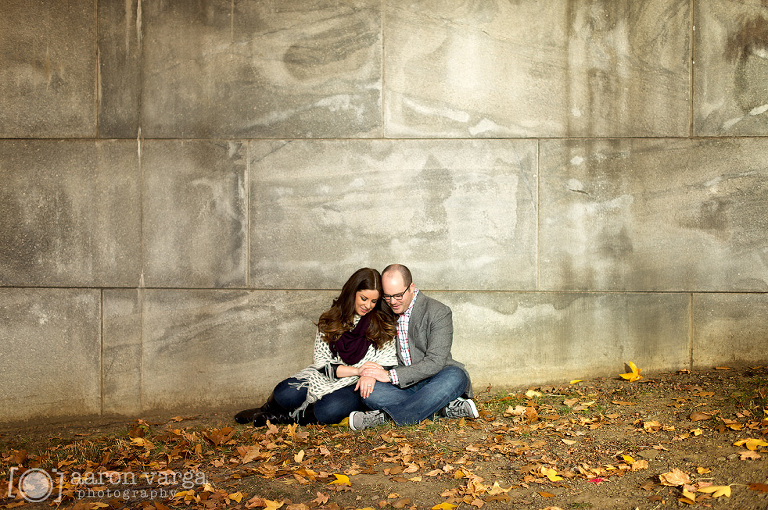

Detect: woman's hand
[360,366,391,383]
[355,375,377,398]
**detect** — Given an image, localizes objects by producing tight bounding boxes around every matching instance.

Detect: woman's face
[354,289,379,316]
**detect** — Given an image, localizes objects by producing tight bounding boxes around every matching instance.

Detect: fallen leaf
[569,379,583,384]
[587,478,607,484]
[431,503,457,510]
[740,450,761,460]
[680,488,696,504]
[542,468,563,482]
[698,485,731,498]
[748,483,768,492]
[294,450,305,463]
[734,438,768,450]
[538,491,555,498]
[486,482,512,495]
[619,361,643,382]
[659,468,690,486]
[312,492,329,505]
[689,412,713,421]
[329,474,351,486]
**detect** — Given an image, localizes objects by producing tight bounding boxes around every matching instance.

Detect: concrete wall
[1,0,767,423]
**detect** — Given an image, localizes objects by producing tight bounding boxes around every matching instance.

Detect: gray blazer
[391,292,473,397]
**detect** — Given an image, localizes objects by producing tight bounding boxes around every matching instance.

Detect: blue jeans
[362,365,469,426]
[273,377,365,425]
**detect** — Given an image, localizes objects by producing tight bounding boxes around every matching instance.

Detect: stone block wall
[1,0,767,423]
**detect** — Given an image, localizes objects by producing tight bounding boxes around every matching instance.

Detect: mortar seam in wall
[137,0,145,415]
[246,142,251,288]
[380,1,386,136]
[536,139,541,291]
[689,293,695,370]
[689,0,695,137]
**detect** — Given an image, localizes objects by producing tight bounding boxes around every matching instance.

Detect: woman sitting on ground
[235,267,397,426]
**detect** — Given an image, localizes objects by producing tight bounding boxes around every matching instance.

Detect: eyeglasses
[382,284,410,302]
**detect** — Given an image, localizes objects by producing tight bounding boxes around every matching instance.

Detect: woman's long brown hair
[317,268,396,350]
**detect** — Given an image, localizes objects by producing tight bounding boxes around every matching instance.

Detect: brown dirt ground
[1,365,767,510]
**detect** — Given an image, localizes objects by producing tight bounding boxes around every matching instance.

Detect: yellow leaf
[569,379,583,384]
[696,467,711,474]
[525,389,542,398]
[329,474,351,486]
[453,470,465,479]
[622,455,634,465]
[734,438,768,450]
[173,490,191,499]
[264,500,284,510]
[294,450,305,463]
[681,488,697,503]
[619,361,643,382]
[542,467,563,482]
[698,485,731,498]
[228,492,244,503]
[91,504,110,509]
[431,503,457,510]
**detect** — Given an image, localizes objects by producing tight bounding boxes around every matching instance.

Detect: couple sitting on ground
[234,264,477,431]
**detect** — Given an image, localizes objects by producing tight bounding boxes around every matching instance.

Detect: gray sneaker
[440,397,479,419]
[349,410,386,430]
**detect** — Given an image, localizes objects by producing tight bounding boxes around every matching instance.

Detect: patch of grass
[727,375,768,415]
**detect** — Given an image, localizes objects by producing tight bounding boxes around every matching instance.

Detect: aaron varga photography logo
[7,467,207,503]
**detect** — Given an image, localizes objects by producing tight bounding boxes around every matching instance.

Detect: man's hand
[360,366,391,383]
[355,375,377,398]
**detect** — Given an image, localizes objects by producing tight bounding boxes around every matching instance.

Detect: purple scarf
[330,313,372,365]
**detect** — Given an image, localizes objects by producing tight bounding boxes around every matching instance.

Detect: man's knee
[437,365,470,394]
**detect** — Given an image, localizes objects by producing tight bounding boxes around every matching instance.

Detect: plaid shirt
[389,289,419,385]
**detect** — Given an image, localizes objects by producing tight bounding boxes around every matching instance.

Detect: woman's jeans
[361,365,469,426]
[273,377,365,425]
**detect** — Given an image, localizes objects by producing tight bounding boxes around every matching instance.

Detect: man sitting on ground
[349,264,477,430]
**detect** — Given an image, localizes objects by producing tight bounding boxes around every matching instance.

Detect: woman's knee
[273,378,306,408]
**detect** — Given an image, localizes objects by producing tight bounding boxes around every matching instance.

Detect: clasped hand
[354,361,390,398]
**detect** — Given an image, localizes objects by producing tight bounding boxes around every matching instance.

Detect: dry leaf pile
[1,365,767,510]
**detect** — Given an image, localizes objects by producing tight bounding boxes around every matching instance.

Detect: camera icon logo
[7,467,63,503]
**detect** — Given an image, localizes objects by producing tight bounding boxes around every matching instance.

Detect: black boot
[296,404,317,426]
[254,402,318,427]
[252,394,293,427]
[234,393,283,424]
